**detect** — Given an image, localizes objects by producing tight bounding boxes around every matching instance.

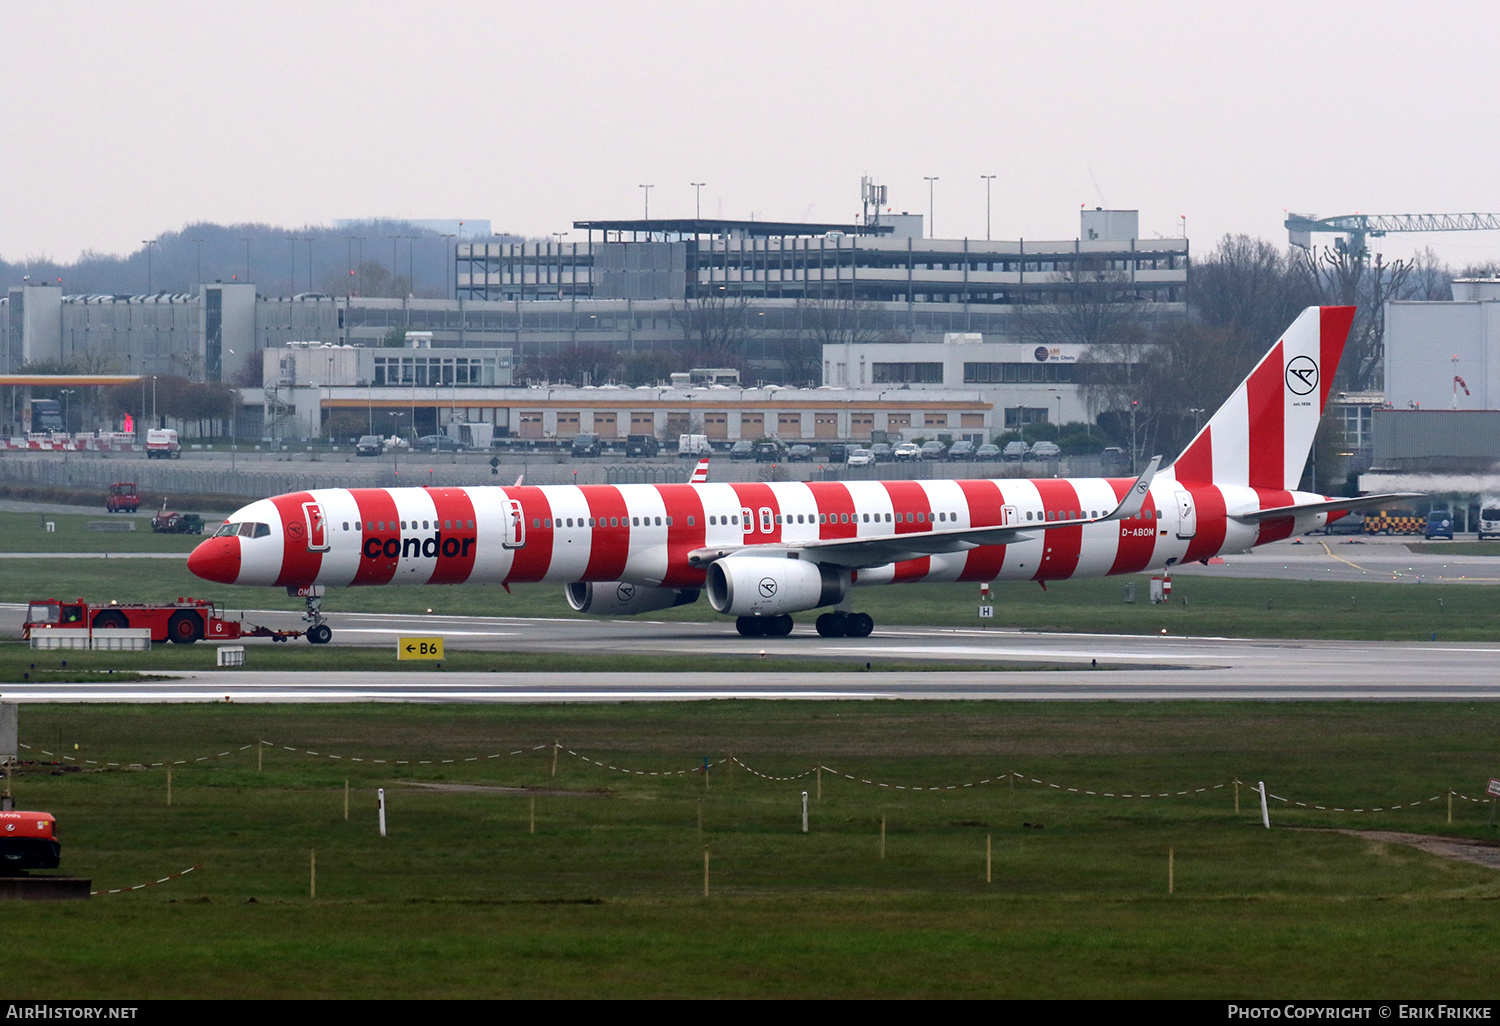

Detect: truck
[105,482,140,513]
[23,597,315,644]
[0,811,60,871]
[146,428,181,459]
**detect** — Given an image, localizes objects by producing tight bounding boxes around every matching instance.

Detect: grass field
[3,701,1500,999]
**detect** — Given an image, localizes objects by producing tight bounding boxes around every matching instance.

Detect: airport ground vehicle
[186,308,1420,643]
[146,428,181,459]
[1424,508,1455,539]
[24,597,312,644]
[151,510,204,534]
[1478,496,1500,539]
[1363,510,1423,535]
[356,435,384,457]
[570,433,602,458]
[105,482,140,513]
[0,811,60,871]
[625,434,659,457]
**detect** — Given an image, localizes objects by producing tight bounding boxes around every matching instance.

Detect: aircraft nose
[188,536,241,584]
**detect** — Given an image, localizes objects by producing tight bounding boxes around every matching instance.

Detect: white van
[677,433,712,458]
[1478,496,1500,540]
[146,428,181,459]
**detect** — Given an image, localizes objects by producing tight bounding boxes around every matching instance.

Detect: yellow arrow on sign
[397,636,444,660]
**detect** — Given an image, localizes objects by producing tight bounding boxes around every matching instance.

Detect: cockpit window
[215,523,239,537]
[239,522,271,538]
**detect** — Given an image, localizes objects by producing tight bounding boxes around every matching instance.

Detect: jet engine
[565,581,700,616]
[705,557,847,617]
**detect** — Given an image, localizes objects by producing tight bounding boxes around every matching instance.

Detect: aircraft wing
[688,457,1162,570]
[1228,491,1425,524]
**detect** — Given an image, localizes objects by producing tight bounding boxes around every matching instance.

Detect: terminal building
[3,208,1185,444]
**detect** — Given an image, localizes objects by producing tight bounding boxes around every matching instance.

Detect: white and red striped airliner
[188,307,1413,643]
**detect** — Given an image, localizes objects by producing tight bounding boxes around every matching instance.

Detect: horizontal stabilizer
[1229,492,1425,524]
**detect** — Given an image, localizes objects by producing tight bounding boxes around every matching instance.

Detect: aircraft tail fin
[689,457,710,484]
[1171,306,1355,489]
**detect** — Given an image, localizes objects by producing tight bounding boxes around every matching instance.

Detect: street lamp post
[142,239,158,293]
[240,237,253,282]
[639,184,654,222]
[191,238,205,289]
[691,182,706,219]
[923,178,939,238]
[980,175,996,241]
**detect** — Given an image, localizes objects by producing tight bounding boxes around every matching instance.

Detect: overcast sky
[6,1,1500,268]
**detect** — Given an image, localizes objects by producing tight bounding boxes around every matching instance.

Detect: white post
[801,790,809,834]
[1258,780,1270,830]
[378,787,387,837]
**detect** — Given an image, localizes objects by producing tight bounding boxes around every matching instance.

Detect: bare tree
[1293,247,1413,392]
[1189,234,1317,363]
[1014,270,1151,350]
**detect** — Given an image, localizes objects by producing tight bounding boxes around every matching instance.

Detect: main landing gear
[815,611,874,638]
[303,593,332,645]
[733,612,876,638]
[736,614,794,637]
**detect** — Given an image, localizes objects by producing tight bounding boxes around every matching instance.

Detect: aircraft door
[301,501,330,552]
[1175,490,1197,539]
[759,507,774,534]
[1002,505,1017,527]
[503,499,526,549]
[742,507,754,535]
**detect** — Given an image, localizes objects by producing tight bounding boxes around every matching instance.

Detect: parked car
[570,433,602,458]
[1322,512,1368,536]
[845,448,875,467]
[754,440,786,462]
[1101,446,1131,474]
[1029,441,1061,459]
[946,440,975,461]
[787,444,814,462]
[869,442,893,462]
[356,434,384,457]
[975,443,1001,462]
[730,440,755,460]
[1424,508,1455,540]
[919,441,947,460]
[892,442,922,462]
[625,434,660,457]
[1002,441,1030,461]
[412,434,465,452]
[827,443,850,463]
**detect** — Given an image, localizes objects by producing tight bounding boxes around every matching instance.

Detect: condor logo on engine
[759,577,778,598]
[362,531,475,561]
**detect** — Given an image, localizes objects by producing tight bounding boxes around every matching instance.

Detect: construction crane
[1285,212,1500,258]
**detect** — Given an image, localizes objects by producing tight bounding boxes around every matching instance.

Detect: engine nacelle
[565,581,700,616]
[705,556,847,616]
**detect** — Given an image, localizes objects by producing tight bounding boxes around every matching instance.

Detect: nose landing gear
[302,593,332,645]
